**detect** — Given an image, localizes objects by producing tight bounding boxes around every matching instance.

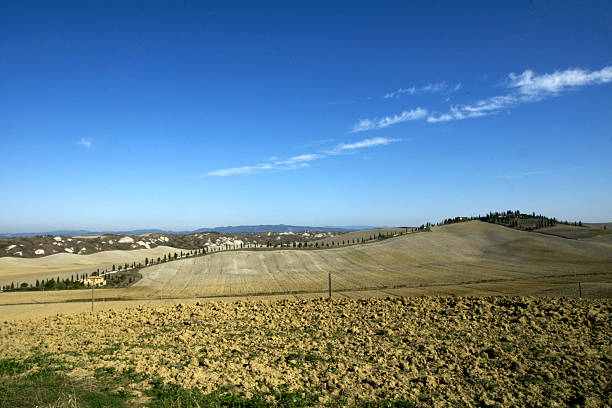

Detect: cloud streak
[208,66,610,176]
[428,66,612,123]
[205,137,400,177]
[78,138,92,148]
[358,66,612,128]
[383,82,460,99]
[351,108,427,132]
[508,66,612,95]
[336,137,400,150]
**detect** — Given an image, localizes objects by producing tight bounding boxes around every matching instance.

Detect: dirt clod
[0,296,610,406]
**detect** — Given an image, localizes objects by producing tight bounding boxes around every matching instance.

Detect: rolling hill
[132,221,612,298]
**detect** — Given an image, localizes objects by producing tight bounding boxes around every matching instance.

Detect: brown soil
[1,296,609,406]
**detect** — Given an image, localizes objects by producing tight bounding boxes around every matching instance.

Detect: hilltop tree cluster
[439,210,586,231]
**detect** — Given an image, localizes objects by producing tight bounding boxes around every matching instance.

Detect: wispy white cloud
[508,66,612,95]
[428,66,612,123]
[383,82,462,99]
[206,163,274,177]
[427,94,519,123]
[337,137,400,150]
[357,66,611,130]
[421,82,447,93]
[274,153,322,166]
[366,66,612,128]
[205,137,401,177]
[78,138,92,149]
[384,87,417,99]
[351,107,427,132]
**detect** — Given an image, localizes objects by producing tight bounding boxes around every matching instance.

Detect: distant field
[2,221,611,321]
[0,245,187,287]
[585,222,612,230]
[129,221,612,298]
[534,224,610,240]
[311,227,412,246]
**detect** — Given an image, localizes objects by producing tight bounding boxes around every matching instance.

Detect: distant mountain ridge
[0,224,378,238]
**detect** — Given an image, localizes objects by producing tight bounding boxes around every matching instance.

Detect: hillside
[585,222,612,230]
[1,221,611,320]
[0,230,337,259]
[534,224,610,240]
[0,245,187,288]
[132,221,612,298]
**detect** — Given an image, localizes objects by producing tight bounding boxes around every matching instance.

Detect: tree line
[1,227,426,292]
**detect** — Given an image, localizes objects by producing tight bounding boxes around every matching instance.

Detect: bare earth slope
[133,221,612,298]
[0,245,187,287]
[1,297,609,407]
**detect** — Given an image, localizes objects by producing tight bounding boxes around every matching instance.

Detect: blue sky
[1,1,611,232]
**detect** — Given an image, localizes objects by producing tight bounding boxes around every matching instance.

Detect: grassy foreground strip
[0,297,610,407]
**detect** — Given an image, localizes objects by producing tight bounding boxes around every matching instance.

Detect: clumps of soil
[1,297,610,406]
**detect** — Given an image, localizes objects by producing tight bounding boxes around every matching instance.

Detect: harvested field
[585,222,612,230]
[131,221,612,298]
[0,297,609,407]
[535,224,610,240]
[1,221,611,321]
[0,245,187,287]
[312,228,411,246]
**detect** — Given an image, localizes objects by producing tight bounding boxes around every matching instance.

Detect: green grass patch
[0,358,30,376]
[147,379,320,407]
[0,355,131,408]
[356,401,416,408]
[146,380,416,408]
[0,365,129,408]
